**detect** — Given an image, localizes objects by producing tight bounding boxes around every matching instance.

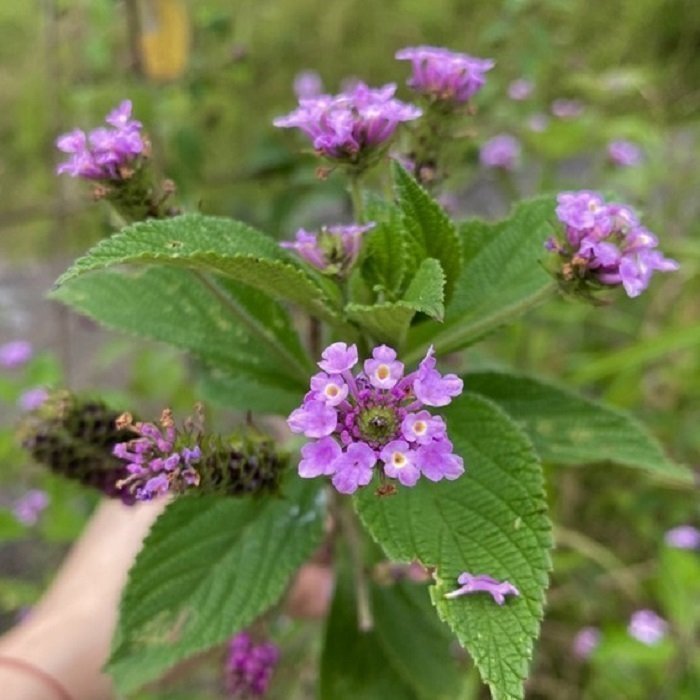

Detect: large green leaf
[51,267,311,411]
[466,371,691,482]
[55,213,342,323]
[393,163,462,304]
[320,559,464,700]
[355,393,552,700]
[405,197,556,363]
[108,476,326,694]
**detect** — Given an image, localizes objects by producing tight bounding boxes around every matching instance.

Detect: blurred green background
[0,0,699,698]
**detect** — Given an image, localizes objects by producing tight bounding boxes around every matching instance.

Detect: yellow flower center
[376,364,390,381]
[392,451,407,468]
[413,420,427,435]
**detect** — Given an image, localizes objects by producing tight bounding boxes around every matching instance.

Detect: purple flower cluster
[0,340,33,369]
[12,489,49,526]
[548,190,679,297]
[274,82,421,165]
[396,46,494,104]
[287,343,464,494]
[280,222,375,275]
[572,626,601,659]
[225,633,279,697]
[607,139,642,167]
[665,524,700,550]
[112,411,201,501]
[56,100,145,180]
[480,134,521,171]
[444,572,520,605]
[628,609,668,645]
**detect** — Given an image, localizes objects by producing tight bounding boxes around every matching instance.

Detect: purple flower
[0,340,33,369]
[294,70,323,99]
[56,100,146,181]
[548,190,679,298]
[665,525,700,550]
[551,99,584,119]
[395,46,494,104]
[479,134,521,171]
[607,140,643,167]
[112,410,202,501]
[444,572,520,605]
[573,626,601,659]
[280,222,375,276]
[18,387,49,412]
[274,82,421,166]
[287,344,464,494]
[507,78,533,101]
[12,489,49,526]
[225,632,279,697]
[628,609,668,645]
[528,113,549,133]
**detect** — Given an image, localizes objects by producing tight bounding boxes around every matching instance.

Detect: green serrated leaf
[355,393,552,700]
[466,371,691,482]
[55,213,342,323]
[51,267,311,408]
[404,257,445,321]
[108,476,326,694]
[405,197,556,363]
[321,557,463,700]
[393,163,462,304]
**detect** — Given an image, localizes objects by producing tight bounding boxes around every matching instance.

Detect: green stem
[349,176,365,222]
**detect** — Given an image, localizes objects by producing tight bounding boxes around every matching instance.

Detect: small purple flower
[507,78,533,101]
[528,113,549,133]
[573,626,601,659]
[112,410,202,501]
[0,340,33,369]
[12,489,49,526]
[628,609,668,645]
[548,190,678,298]
[288,344,464,494]
[607,139,643,167]
[551,99,584,119]
[56,100,146,181]
[280,222,375,276]
[665,525,700,550]
[480,134,521,171]
[444,572,520,605]
[225,632,279,697]
[396,46,494,104]
[274,82,421,167]
[294,70,323,99]
[18,387,49,412]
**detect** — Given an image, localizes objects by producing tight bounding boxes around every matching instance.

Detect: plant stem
[349,176,365,222]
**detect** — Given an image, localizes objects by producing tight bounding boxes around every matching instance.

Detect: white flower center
[375,364,391,381]
[325,384,340,398]
[413,420,427,436]
[392,451,407,468]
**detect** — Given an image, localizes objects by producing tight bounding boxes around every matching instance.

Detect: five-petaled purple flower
[572,626,601,659]
[547,190,678,297]
[56,100,146,180]
[607,139,643,167]
[628,609,668,645]
[665,525,700,550]
[444,572,520,605]
[287,343,464,494]
[225,632,279,697]
[274,82,421,166]
[12,489,49,526]
[480,134,521,171]
[280,222,375,276]
[0,340,33,369]
[395,46,494,104]
[112,410,201,501]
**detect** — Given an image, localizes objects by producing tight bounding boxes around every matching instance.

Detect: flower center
[392,451,407,468]
[376,364,391,381]
[325,385,340,398]
[413,420,427,436]
[356,405,399,445]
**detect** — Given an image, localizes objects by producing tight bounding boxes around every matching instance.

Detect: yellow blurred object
[140,0,190,81]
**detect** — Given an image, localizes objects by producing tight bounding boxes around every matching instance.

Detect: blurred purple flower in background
[551,99,584,119]
[607,139,643,167]
[444,572,520,605]
[18,387,49,412]
[572,626,601,659]
[396,46,494,104]
[628,609,668,645]
[480,134,521,170]
[225,632,279,697]
[528,113,549,133]
[507,78,533,101]
[12,489,49,526]
[0,340,33,369]
[665,525,700,550]
[293,70,323,99]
